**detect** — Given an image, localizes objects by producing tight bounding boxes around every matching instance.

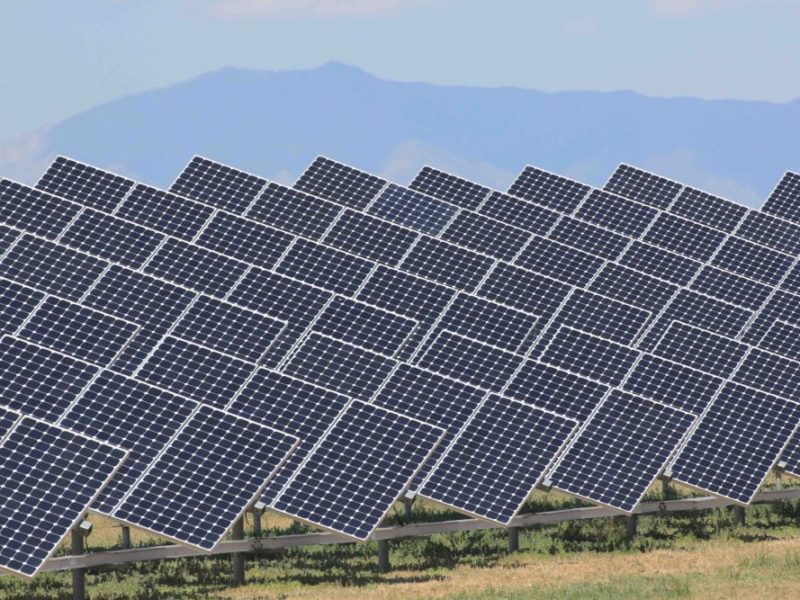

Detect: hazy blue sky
[2,0,798,142]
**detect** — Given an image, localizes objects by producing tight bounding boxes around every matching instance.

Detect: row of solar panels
[0,152,797,579]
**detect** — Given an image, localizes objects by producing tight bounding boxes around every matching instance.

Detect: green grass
[3,483,800,599]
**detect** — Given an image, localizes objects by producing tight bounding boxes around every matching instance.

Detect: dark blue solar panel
[311,296,417,355]
[409,166,491,210]
[60,209,164,269]
[589,264,677,313]
[478,263,570,316]
[0,225,19,255]
[0,235,107,300]
[112,326,172,375]
[417,330,524,392]
[271,400,443,540]
[0,180,81,240]
[283,333,396,400]
[651,322,748,377]
[144,238,248,297]
[515,236,604,286]
[136,336,254,407]
[762,172,800,223]
[116,184,214,240]
[733,349,800,402]
[623,354,722,414]
[737,211,800,256]
[368,184,458,235]
[420,395,576,524]
[400,236,493,291]
[170,156,267,214]
[247,182,343,239]
[604,164,682,209]
[638,290,752,351]
[508,167,590,213]
[0,279,43,334]
[760,321,800,361]
[441,212,530,260]
[711,237,793,285]
[322,209,419,265]
[19,297,138,366]
[743,290,800,345]
[172,296,285,362]
[548,217,631,260]
[505,361,609,421]
[276,239,374,296]
[690,266,772,310]
[670,382,800,504]
[548,390,696,512]
[195,212,294,269]
[37,156,134,212]
[670,187,747,233]
[478,191,559,235]
[781,263,800,294]
[575,190,658,237]
[643,213,726,261]
[539,327,639,386]
[0,336,98,422]
[619,241,702,285]
[294,156,386,210]
[60,371,197,513]
[112,404,297,550]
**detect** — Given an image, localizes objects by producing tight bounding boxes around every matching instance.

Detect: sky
[1,0,799,143]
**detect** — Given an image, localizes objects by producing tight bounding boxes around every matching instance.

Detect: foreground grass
[2,482,800,599]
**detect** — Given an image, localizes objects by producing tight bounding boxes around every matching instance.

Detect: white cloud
[563,16,600,35]
[651,0,794,17]
[198,0,447,19]
[0,129,53,186]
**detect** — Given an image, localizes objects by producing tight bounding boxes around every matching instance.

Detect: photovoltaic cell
[409,166,491,210]
[669,187,747,233]
[651,322,748,377]
[0,180,81,240]
[689,266,772,310]
[112,404,298,550]
[781,263,800,294]
[368,184,458,235]
[441,211,530,260]
[60,209,165,269]
[420,395,577,524]
[759,321,800,361]
[548,217,630,260]
[604,164,682,209]
[743,290,800,345]
[574,190,657,237]
[515,236,604,286]
[400,236,493,291]
[547,390,695,512]
[619,241,701,286]
[0,279,44,334]
[478,191,559,235]
[479,263,570,316]
[271,400,444,540]
[642,213,726,261]
[670,382,800,504]
[736,211,800,256]
[711,237,793,285]
[732,349,800,402]
[780,435,800,477]
[247,183,343,240]
[762,172,800,223]
[588,264,677,313]
[322,209,419,265]
[195,211,294,269]
[275,239,374,296]
[170,156,267,214]
[508,166,590,213]
[116,185,214,241]
[37,156,134,213]
[0,226,19,256]
[282,333,396,400]
[0,336,98,422]
[294,157,386,211]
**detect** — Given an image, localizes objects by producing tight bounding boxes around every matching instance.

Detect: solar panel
[0,410,127,578]
[650,322,748,377]
[18,296,139,367]
[588,264,677,313]
[689,266,772,310]
[736,211,800,256]
[409,166,491,210]
[743,290,800,345]
[574,190,658,237]
[321,209,419,265]
[400,236,493,291]
[419,394,577,524]
[619,241,702,285]
[507,166,590,213]
[668,382,800,504]
[515,236,604,286]
[710,237,793,285]
[111,404,298,550]
[546,390,696,512]
[0,278,44,335]
[0,336,98,422]
[762,172,800,223]
[247,182,343,240]
[732,349,800,402]
[478,191,559,235]
[781,263,800,294]
[60,209,165,269]
[478,263,570,316]
[0,179,81,240]
[271,400,444,540]
[275,239,374,296]
[603,164,682,209]
[294,156,387,210]
[441,211,531,261]
[668,187,747,233]
[195,211,294,269]
[37,156,134,212]
[116,184,214,241]
[759,321,800,361]
[548,217,631,260]
[642,213,726,261]
[368,184,458,235]
[170,156,267,214]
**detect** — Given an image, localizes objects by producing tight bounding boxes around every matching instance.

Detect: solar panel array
[0,150,798,577]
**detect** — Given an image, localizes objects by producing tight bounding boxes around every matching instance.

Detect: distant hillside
[2,62,799,206]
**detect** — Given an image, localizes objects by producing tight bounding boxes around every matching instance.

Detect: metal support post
[120,526,131,550]
[625,515,637,539]
[507,526,520,552]
[253,505,263,537]
[734,505,746,526]
[377,539,391,573]
[71,528,86,600]
[231,517,246,585]
[661,478,670,498]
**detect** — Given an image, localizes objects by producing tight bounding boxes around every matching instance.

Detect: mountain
[2,61,799,206]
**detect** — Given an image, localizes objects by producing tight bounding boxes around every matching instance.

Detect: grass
[2,479,800,599]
